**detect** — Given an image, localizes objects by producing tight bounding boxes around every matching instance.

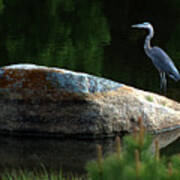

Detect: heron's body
[132,22,180,94]
[146,46,180,81]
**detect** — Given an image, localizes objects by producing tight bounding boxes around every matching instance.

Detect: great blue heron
[132,22,180,94]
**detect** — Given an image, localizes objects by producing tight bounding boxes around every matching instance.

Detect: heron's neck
[144,27,154,52]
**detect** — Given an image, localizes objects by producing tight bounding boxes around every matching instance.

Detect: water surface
[0,0,180,175]
[0,0,180,100]
[0,129,180,175]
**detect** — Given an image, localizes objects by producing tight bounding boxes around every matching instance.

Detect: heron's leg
[162,72,167,95]
[159,72,163,93]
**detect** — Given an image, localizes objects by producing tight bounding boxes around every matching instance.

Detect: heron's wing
[148,47,180,81]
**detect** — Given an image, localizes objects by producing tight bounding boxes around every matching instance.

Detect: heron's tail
[172,73,180,82]
[176,74,180,81]
[168,71,180,82]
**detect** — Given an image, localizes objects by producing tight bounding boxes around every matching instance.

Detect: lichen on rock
[0,64,179,137]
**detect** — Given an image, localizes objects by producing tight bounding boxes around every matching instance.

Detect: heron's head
[131,22,153,30]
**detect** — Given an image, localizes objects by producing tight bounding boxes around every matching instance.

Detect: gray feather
[147,47,180,81]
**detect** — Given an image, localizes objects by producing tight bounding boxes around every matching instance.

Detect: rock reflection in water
[0,136,114,175]
[0,129,179,175]
[150,128,180,154]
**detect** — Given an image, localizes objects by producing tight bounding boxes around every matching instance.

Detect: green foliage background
[0,0,110,76]
[0,0,180,99]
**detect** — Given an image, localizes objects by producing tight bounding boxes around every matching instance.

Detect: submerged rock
[0,64,180,137]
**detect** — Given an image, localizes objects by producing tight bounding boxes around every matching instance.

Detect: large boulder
[0,64,180,137]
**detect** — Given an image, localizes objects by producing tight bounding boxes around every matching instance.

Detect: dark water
[0,0,180,100]
[0,135,115,175]
[103,1,180,100]
[0,129,180,175]
[0,0,180,175]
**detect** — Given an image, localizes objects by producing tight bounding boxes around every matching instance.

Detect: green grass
[1,170,83,180]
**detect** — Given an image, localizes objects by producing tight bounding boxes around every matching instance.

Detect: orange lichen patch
[120,85,134,92]
[47,67,65,74]
[0,67,94,101]
[0,68,55,90]
[100,86,133,98]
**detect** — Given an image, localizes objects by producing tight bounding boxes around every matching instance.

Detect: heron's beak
[131,24,144,28]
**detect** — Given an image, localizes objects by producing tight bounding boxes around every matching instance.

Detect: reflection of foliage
[0,0,110,76]
[166,24,180,66]
[164,1,180,66]
[6,36,25,61]
[0,0,3,13]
